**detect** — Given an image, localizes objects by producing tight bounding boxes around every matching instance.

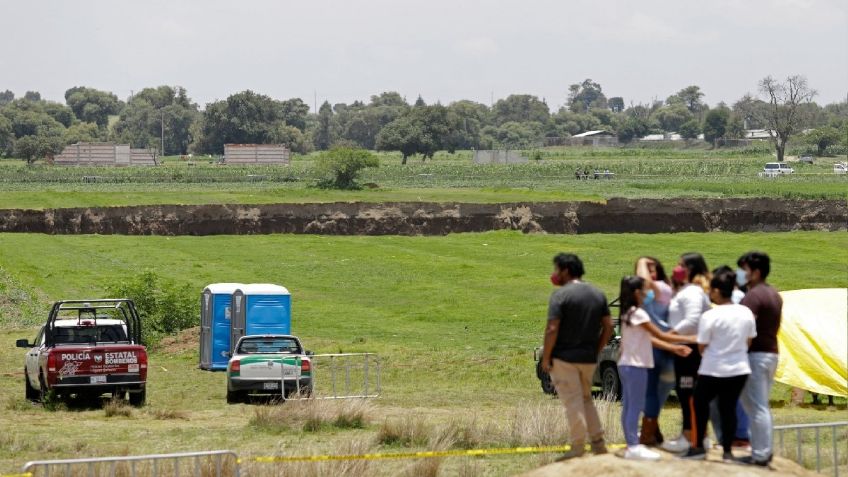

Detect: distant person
[634,257,676,446]
[662,253,712,453]
[617,275,693,460]
[541,253,614,460]
[681,269,756,462]
[736,251,783,466]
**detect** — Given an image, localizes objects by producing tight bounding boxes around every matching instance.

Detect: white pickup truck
[226,335,312,403]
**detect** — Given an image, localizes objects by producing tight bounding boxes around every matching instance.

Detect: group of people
[540,251,782,465]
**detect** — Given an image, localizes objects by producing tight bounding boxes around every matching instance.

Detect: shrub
[104,399,133,418]
[107,271,198,346]
[315,146,379,189]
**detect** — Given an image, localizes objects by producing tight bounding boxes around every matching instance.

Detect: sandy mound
[520,449,818,477]
[157,326,199,354]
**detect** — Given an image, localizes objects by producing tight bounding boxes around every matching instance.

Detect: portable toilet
[200,283,244,370]
[230,284,291,352]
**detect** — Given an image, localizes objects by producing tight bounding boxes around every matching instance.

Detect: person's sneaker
[679,447,707,460]
[737,455,771,467]
[555,446,585,461]
[703,436,715,449]
[662,435,690,453]
[624,445,661,461]
[591,438,608,455]
[722,451,742,464]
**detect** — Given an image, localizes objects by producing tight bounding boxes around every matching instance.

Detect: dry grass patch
[243,439,375,477]
[103,399,133,418]
[250,398,374,433]
[146,408,189,420]
[376,415,431,447]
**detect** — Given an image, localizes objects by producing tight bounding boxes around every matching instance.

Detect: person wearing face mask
[541,253,615,460]
[735,251,783,466]
[634,257,676,446]
[662,252,712,453]
[617,275,694,460]
[680,269,756,462]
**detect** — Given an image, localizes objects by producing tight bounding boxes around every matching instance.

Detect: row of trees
[1,76,845,163]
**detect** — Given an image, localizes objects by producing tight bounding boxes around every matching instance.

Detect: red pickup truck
[17,299,148,407]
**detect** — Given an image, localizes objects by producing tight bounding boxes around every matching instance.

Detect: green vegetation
[1,147,846,210]
[0,231,845,474]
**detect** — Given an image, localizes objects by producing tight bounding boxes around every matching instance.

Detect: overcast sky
[2,0,846,111]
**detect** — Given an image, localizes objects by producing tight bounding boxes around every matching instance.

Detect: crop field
[0,231,846,475]
[0,147,846,210]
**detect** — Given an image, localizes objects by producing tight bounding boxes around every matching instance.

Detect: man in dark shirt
[736,251,783,466]
[541,253,614,460]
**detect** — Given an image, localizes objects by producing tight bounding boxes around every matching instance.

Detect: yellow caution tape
[249,443,627,463]
[0,473,32,477]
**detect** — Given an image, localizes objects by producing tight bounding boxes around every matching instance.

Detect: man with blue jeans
[736,251,783,466]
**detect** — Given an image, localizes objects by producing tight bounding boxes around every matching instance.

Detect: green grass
[1,149,845,209]
[0,231,845,475]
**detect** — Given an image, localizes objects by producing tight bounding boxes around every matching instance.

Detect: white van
[762,162,794,176]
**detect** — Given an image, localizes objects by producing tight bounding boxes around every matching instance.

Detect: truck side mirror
[16,339,32,348]
[305,350,314,356]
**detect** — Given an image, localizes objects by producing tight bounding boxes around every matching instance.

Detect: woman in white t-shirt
[617,276,694,461]
[680,269,756,462]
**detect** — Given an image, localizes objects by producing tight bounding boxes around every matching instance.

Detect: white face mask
[735,268,748,287]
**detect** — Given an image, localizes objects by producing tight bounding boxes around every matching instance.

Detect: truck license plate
[263,382,279,390]
[283,368,298,377]
[90,376,106,384]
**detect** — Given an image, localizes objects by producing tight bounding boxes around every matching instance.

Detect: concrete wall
[472,150,529,164]
[224,144,290,165]
[54,143,157,166]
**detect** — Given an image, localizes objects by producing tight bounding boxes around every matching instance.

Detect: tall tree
[113,86,199,155]
[376,104,456,164]
[567,79,607,113]
[279,98,310,131]
[702,107,730,143]
[65,86,121,127]
[0,90,14,106]
[608,97,625,113]
[492,94,549,125]
[314,101,334,150]
[757,75,817,161]
[667,85,706,118]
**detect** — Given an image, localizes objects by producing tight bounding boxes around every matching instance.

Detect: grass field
[1,147,846,209]
[1,231,846,475]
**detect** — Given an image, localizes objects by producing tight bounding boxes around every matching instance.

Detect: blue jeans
[644,348,675,418]
[619,365,648,447]
[740,352,779,461]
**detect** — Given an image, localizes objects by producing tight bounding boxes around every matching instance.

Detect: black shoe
[680,448,707,460]
[722,451,741,464]
[736,455,770,466]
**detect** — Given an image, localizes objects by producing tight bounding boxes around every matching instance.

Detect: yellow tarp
[775,288,847,397]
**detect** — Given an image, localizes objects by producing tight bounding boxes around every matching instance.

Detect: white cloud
[457,37,499,57]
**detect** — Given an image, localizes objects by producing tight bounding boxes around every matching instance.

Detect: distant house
[570,130,618,147]
[54,143,157,166]
[744,129,774,140]
[223,144,290,165]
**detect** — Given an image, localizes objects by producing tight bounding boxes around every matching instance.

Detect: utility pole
[160,110,165,158]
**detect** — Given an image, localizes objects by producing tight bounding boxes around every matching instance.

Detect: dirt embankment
[0,199,844,236]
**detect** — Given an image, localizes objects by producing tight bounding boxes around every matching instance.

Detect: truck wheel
[226,390,243,404]
[128,389,146,407]
[600,365,621,401]
[535,361,556,395]
[38,374,50,405]
[25,370,38,401]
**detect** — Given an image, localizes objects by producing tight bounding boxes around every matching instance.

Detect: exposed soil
[0,199,844,236]
[157,326,200,355]
[521,450,820,477]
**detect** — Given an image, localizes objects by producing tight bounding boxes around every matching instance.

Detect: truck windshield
[238,338,301,354]
[53,325,128,344]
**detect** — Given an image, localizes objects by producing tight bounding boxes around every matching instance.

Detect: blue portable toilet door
[244,294,292,336]
[199,290,212,369]
[230,290,247,354]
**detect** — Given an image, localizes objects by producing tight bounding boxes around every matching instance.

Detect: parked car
[799,155,814,164]
[762,162,794,176]
[226,334,312,403]
[834,162,848,175]
[534,298,623,399]
[17,299,148,406]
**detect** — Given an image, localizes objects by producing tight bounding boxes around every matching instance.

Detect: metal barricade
[288,353,381,400]
[22,450,239,477]
[774,421,848,477]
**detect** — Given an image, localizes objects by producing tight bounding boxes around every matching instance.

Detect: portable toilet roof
[204,283,245,294]
[235,283,290,295]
